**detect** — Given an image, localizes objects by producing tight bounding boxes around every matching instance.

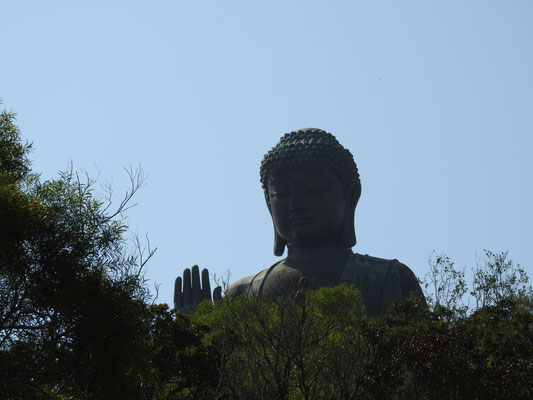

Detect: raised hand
[174,265,222,312]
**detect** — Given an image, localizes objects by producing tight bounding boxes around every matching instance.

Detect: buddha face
[267,163,347,248]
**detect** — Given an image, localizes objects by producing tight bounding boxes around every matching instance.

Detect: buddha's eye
[271,191,289,200]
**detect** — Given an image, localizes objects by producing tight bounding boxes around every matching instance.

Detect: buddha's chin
[288,229,318,244]
[287,234,334,249]
[280,224,338,248]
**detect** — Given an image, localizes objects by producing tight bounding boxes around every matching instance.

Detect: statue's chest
[260,263,304,297]
[260,261,344,296]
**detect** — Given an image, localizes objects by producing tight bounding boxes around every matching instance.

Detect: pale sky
[2,0,532,307]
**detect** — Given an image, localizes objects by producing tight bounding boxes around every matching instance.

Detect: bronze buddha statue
[175,128,425,317]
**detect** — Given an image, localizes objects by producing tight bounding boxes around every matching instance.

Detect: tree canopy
[0,104,156,398]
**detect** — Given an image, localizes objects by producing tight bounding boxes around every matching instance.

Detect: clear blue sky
[2,1,532,306]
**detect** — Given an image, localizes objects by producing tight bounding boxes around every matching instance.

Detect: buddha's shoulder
[225,273,260,297]
[344,253,418,283]
[226,262,279,298]
[354,253,408,268]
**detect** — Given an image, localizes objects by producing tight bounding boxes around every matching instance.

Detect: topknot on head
[260,128,361,203]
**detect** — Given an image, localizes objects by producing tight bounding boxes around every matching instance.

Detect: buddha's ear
[341,181,361,248]
[273,227,286,256]
[266,198,286,256]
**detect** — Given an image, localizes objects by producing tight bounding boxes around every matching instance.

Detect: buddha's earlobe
[341,184,360,248]
[267,199,286,256]
[341,207,356,248]
[273,227,286,256]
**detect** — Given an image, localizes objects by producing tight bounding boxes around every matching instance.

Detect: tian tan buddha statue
[174,128,425,317]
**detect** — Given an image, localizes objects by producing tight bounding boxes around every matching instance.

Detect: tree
[471,250,530,308]
[0,105,31,182]
[0,103,156,398]
[422,252,468,319]
[193,284,375,400]
[185,253,532,400]
[147,304,220,399]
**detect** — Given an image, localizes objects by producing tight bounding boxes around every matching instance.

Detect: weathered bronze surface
[174,128,425,316]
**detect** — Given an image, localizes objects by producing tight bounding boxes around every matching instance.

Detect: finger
[183,268,192,306]
[213,286,222,301]
[191,265,202,304]
[201,268,212,301]
[174,277,183,310]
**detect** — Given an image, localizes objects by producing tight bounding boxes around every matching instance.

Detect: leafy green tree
[0,102,233,400]
[147,304,220,399]
[186,252,532,400]
[0,102,156,398]
[422,252,468,318]
[193,284,373,399]
[472,250,530,308]
[0,106,32,182]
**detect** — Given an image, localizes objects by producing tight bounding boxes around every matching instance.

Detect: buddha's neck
[285,240,351,278]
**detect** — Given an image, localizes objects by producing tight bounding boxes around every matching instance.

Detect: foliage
[194,284,368,400]
[181,250,533,400]
[0,103,156,398]
[423,252,468,317]
[147,303,219,399]
[423,250,531,313]
[0,105,32,182]
[185,283,533,400]
[471,250,530,308]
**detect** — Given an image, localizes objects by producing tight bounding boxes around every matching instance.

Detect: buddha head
[260,128,361,256]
